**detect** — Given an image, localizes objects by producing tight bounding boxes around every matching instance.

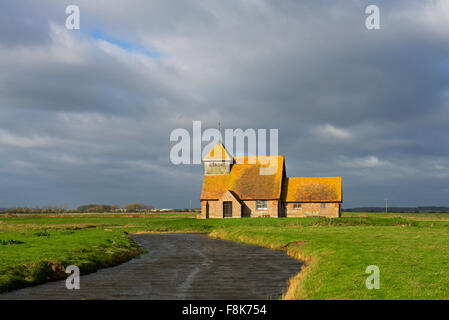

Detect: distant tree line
[76,203,154,213]
[1,203,155,214]
[176,208,201,212]
[6,205,69,214]
[343,207,449,213]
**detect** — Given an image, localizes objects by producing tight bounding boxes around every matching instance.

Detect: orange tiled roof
[200,156,284,200]
[202,143,232,161]
[283,177,342,202]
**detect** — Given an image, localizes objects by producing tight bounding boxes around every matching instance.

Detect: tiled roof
[202,143,233,161]
[200,156,284,200]
[283,177,342,202]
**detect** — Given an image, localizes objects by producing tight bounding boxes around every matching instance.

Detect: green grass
[0,225,143,293]
[342,211,449,221]
[0,211,448,299]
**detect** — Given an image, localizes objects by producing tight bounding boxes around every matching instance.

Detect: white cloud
[430,162,449,178]
[0,129,61,148]
[315,124,352,140]
[338,156,391,168]
[415,0,449,37]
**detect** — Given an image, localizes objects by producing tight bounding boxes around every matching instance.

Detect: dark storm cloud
[0,0,448,208]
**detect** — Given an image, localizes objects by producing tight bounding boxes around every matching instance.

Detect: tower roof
[202,143,232,162]
[201,155,284,200]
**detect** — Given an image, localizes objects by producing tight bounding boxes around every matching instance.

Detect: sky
[0,0,449,209]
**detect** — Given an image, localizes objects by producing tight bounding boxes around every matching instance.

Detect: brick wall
[200,200,221,218]
[201,191,243,218]
[208,200,221,218]
[201,199,340,218]
[200,200,208,219]
[200,199,280,218]
[286,202,340,218]
[242,200,279,218]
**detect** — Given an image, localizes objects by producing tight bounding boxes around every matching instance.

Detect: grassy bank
[0,225,144,293]
[0,212,448,299]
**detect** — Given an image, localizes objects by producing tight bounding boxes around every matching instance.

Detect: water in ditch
[0,233,302,300]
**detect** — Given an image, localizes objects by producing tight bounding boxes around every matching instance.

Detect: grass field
[0,212,448,299]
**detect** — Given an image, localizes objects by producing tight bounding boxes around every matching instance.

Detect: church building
[200,143,342,218]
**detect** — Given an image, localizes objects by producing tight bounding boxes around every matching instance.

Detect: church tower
[202,143,233,175]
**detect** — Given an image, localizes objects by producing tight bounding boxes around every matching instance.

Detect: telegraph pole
[385,198,388,214]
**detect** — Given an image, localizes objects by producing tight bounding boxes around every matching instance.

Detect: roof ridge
[202,143,232,161]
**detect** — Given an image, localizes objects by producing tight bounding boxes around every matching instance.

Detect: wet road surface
[0,233,302,300]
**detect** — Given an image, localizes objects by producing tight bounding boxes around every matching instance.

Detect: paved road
[0,233,302,300]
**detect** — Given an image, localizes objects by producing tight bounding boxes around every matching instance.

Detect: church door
[223,201,232,218]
